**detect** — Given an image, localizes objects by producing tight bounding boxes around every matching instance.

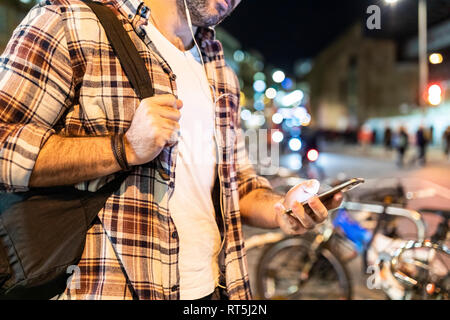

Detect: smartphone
[285,177,365,218]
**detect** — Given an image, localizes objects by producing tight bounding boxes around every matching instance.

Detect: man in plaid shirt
[0,0,342,299]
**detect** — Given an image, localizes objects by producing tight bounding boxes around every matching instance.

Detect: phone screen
[304,178,365,205]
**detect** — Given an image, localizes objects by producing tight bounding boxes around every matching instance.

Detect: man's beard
[177,0,232,27]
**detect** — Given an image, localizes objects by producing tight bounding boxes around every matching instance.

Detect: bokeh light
[288,138,302,151]
[239,91,246,106]
[240,109,251,121]
[233,50,245,62]
[253,80,267,93]
[282,90,304,106]
[253,72,266,81]
[272,70,286,83]
[271,131,284,143]
[265,87,277,99]
[272,112,283,124]
[281,77,293,90]
[427,84,442,106]
[307,149,319,162]
[429,53,443,64]
[301,113,312,126]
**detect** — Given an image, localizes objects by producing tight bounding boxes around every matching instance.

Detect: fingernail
[301,179,319,195]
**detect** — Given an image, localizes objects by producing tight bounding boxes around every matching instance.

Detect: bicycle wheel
[255,237,353,300]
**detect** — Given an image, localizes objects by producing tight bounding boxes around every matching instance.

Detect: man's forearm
[239,189,283,229]
[29,134,124,187]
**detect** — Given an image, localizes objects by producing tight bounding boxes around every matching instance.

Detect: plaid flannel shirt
[0,0,272,299]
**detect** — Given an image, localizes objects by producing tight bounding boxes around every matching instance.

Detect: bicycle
[248,170,352,299]
[254,218,353,300]
[247,174,449,300]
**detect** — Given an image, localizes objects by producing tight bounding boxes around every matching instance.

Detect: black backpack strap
[83,0,154,99]
[83,1,171,181]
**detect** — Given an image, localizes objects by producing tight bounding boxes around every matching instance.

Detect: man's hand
[274,180,343,235]
[28,94,183,187]
[124,94,183,166]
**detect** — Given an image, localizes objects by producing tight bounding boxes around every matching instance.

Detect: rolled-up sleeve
[0,4,73,191]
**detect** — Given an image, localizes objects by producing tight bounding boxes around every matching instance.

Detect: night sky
[220,0,450,70]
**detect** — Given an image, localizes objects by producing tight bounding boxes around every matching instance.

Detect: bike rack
[341,201,426,242]
[389,240,450,288]
[340,201,450,296]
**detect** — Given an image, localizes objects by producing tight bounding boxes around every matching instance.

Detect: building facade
[304,19,450,145]
[306,23,419,131]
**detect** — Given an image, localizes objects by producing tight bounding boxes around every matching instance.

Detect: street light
[385,0,428,108]
[429,53,443,64]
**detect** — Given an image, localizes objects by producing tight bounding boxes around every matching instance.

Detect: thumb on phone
[283,179,320,208]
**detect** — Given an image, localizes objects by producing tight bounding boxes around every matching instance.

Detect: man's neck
[145,0,198,51]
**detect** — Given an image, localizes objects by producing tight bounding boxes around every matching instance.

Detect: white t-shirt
[143,23,221,300]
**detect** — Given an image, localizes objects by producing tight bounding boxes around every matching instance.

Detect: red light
[426,283,435,295]
[307,149,319,162]
[427,84,442,106]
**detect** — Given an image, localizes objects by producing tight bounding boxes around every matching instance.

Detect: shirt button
[170,74,177,81]
[169,181,175,188]
[171,231,178,239]
[128,14,133,19]
[171,285,179,292]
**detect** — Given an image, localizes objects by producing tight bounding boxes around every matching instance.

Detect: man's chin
[195,14,225,27]
[190,3,232,27]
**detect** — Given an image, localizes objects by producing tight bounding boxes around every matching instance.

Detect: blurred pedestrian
[444,126,450,160]
[358,124,373,155]
[384,127,393,151]
[395,126,409,168]
[371,129,377,145]
[428,125,434,145]
[415,125,428,166]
